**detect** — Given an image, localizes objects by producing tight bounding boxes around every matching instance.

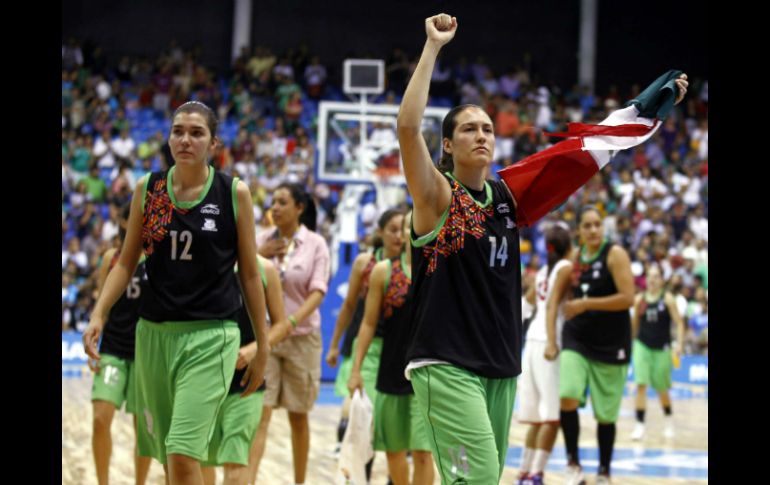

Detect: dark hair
[438,104,483,173]
[276,182,317,232]
[545,224,572,276]
[370,208,405,250]
[578,205,602,224]
[172,101,218,136]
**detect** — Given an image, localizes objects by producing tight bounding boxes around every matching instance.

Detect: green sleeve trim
[256,255,268,289]
[232,177,240,221]
[401,251,411,280]
[411,203,450,248]
[141,175,150,213]
[166,165,216,209]
[382,259,392,295]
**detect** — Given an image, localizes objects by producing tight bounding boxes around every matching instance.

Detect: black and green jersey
[376,253,414,395]
[638,292,672,350]
[100,253,146,360]
[341,247,384,357]
[407,173,522,379]
[229,256,269,394]
[139,167,241,322]
[563,241,631,364]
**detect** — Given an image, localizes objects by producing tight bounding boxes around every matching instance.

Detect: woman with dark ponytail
[251,182,330,485]
[514,223,573,485]
[325,209,405,471]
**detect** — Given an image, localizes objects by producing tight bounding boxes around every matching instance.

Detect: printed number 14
[489,236,508,268]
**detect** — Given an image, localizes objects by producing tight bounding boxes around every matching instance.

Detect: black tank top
[99,253,146,360]
[229,256,268,394]
[341,248,383,357]
[637,293,672,349]
[376,254,414,395]
[139,167,241,322]
[406,173,522,378]
[562,241,631,364]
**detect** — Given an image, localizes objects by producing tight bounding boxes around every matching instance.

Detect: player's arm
[235,180,269,397]
[235,258,289,370]
[326,253,370,367]
[397,14,456,236]
[84,178,145,360]
[263,258,291,347]
[631,293,644,339]
[95,247,118,296]
[544,262,573,360]
[564,245,635,319]
[665,291,686,356]
[348,261,388,395]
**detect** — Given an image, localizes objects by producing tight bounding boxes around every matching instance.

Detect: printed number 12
[489,236,508,268]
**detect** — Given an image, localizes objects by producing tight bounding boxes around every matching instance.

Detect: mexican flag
[498,69,683,227]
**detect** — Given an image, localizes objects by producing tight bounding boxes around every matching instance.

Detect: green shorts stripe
[134,318,240,464]
[632,339,672,392]
[559,349,628,423]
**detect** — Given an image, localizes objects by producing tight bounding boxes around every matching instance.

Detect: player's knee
[223,463,248,481]
[288,411,308,427]
[92,405,114,431]
[560,398,579,411]
[167,453,199,478]
[413,450,433,467]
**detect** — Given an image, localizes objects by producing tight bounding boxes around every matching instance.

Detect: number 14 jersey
[407,173,522,379]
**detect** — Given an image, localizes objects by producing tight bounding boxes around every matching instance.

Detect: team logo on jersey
[617,349,626,360]
[593,270,601,279]
[200,204,220,215]
[505,216,516,229]
[202,218,218,232]
[497,203,510,214]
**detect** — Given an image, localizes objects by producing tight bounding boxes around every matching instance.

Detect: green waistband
[138,318,238,333]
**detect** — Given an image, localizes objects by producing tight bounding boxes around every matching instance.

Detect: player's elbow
[396,117,421,135]
[620,293,635,309]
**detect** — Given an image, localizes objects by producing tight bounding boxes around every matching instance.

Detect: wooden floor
[63,376,707,484]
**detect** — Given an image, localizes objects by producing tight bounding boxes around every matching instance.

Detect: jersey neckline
[446,172,492,208]
[166,165,215,209]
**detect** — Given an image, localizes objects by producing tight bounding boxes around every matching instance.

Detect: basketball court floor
[63,377,707,484]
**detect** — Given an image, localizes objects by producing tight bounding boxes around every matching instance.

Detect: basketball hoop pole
[359,93,368,179]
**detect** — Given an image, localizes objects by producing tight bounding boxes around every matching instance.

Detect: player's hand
[674,73,688,105]
[347,370,364,396]
[240,345,269,398]
[425,14,457,47]
[258,238,288,258]
[83,317,104,361]
[236,343,257,370]
[87,358,100,373]
[563,299,587,320]
[326,347,340,368]
[544,341,560,361]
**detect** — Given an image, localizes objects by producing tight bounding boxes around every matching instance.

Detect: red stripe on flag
[546,122,655,138]
[497,138,599,227]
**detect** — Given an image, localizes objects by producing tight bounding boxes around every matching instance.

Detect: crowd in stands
[61,38,708,355]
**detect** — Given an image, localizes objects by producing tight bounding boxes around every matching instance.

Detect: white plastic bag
[335,389,374,485]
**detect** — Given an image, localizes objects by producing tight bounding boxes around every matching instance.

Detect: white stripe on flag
[582,105,662,169]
